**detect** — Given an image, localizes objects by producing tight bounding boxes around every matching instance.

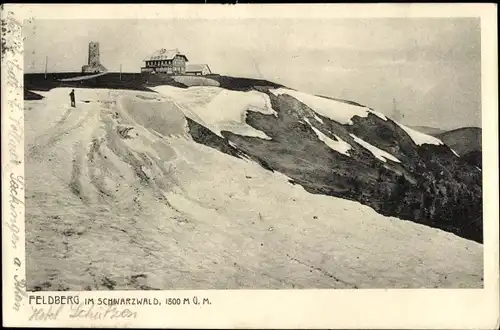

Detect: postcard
[2,3,498,328]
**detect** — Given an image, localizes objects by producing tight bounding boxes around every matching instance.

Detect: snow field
[24,87,483,290]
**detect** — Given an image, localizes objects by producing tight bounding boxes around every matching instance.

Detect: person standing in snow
[69,89,76,107]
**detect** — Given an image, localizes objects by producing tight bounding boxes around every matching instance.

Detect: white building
[141,48,188,74]
[185,64,212,76]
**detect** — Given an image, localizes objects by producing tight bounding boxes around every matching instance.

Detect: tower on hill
[81,41,107,73]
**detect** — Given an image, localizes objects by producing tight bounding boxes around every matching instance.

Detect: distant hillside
[437,127,482,155]
[408,125,446,136]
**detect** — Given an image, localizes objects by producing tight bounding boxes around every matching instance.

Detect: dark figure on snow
[69,89,76,107]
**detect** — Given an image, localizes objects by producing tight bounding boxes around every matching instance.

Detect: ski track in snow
[24,87,483,291]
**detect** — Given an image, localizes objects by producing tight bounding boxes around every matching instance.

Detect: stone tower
[88,42,100,66]
[82,41,107,73]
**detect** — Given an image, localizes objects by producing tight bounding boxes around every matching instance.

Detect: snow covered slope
[350,134,401,163]
[304,118,352,156]
[395,122,444,146]
[270,87,445,148]
[152,86,276,139]
[24,86,482,291]
[270,88,388,124]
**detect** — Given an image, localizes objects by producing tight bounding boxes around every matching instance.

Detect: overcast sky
[24,18,481,130]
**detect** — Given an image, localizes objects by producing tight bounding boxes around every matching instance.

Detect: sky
[23,18,481,130]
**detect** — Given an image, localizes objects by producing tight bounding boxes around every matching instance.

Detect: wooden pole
[44,56,48,79]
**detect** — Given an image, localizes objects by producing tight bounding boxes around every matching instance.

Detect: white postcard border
[2,4,498,329]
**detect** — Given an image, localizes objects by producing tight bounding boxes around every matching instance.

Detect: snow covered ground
[24,87,483,290]
[172,75,220,87]
[350,134,401,163]
[304,118,352,156]
[270,87,444,147]
[152,86,276,139]
[58,72,108,82]
[395,122,444,146]
[270,88,388,124]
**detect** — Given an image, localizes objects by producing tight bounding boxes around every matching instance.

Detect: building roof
[144,48,188,62]
[186,64,211,73]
